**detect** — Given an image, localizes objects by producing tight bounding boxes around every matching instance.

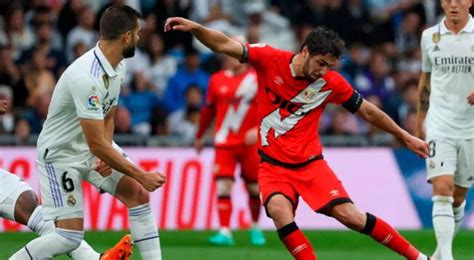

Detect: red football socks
[248,195,261,223]
[217,196,232,228]
[278,222,316,260]
[363,213,420,260]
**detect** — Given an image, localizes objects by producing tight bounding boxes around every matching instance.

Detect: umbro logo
[291,244,308,255]
[274,76,284,86]
[329,190,340,197]
[433,45,440,52]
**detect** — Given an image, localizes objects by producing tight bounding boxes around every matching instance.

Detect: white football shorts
[425,135,474,188]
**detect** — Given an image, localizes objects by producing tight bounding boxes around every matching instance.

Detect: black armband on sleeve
[342,90,363,113]
[240,43,248,63]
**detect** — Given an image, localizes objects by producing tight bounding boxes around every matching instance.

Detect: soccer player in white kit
[417,0,474,259]
[0,99,132,259]
[10,5,166,259]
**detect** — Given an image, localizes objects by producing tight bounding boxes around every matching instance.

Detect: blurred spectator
[303,0,328,28]
[324,107,359,136]
[114,106,132,134]
[354,51,396,107]
[170,105,201,145]
[341,42,369,84]
[344,0,374,45]
[30,6,63,50]
[397,79,418,125]
[24,92,51,134]
[0,86,15,134]
[244,0,297,51]
[72,41,88,60]
[14,118,31,145]
[147,33,177,98]
[163,47,209,113]
[0,4,35,60]
[394,11,422,54]
[66,5,97,62]
[155,0,193,51]
[23,49,55,107]
[18,21,67,78]
[121,72,163,136]
[57,0,86,43]
[168,84,203,137]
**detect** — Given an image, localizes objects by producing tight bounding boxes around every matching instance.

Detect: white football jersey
[37,43,126,165]
[421,16,474,139]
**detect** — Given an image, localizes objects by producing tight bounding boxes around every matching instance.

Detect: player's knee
[431,176,454,196]
[432,183,454,196]
[266,196,293,221]
[123,183,150,207]
[216,178,233,196]
[14,190,39,225]
[245,182,259,197]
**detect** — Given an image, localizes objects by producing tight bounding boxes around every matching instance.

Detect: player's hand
[0,99,7,115]
[402,132,429,158]
[194,138,204,154]
[467,90,474,105]
[95,158,112,177]
[164,17,199,32]
[244,128,258,145]
[138,172,166,192]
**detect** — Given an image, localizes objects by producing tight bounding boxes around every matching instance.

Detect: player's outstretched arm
[416,72,430,140]
[164,17,243,60]
[356,99,429,158]
[80,118,166,191]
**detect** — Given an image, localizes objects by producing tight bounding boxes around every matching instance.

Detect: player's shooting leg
[114,175,162,260]
[13,190,38,226]
[328,203,427,260]
[267,194,316,260]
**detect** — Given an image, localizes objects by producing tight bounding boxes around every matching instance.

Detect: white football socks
[129,203,162,259]
[432,196,454,260]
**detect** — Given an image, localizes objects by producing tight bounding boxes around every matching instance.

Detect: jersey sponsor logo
[215,73,257,143]
[87,95,101,111]
[260,79,332,146]
[102,97,116,115]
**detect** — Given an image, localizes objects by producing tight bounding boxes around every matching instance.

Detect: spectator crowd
[0,0,454,146]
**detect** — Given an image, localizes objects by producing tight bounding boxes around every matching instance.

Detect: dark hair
[301,27,346,58]
[100,5,141,40]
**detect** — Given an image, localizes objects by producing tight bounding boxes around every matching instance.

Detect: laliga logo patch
[88,94,101,111]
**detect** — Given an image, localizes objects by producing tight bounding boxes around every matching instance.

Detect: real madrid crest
[432,32,441,45]
[67,194,77,207]
[102,75,110,89]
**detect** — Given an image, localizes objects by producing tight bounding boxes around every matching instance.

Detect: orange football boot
[100,234,134,260]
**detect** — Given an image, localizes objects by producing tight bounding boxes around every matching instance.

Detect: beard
[122,43,136,58]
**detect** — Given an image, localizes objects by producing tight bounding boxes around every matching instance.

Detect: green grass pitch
[0,230,473,259]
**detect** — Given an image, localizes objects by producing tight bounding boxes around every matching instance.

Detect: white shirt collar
[93,42,118,77]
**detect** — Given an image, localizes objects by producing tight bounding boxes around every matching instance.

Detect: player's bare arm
[356,99,429,158]
[80,118,166,191]
[0,99,7,115]
[416,72,430,140]
[104,106,116,143]
[164,17,243,60]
